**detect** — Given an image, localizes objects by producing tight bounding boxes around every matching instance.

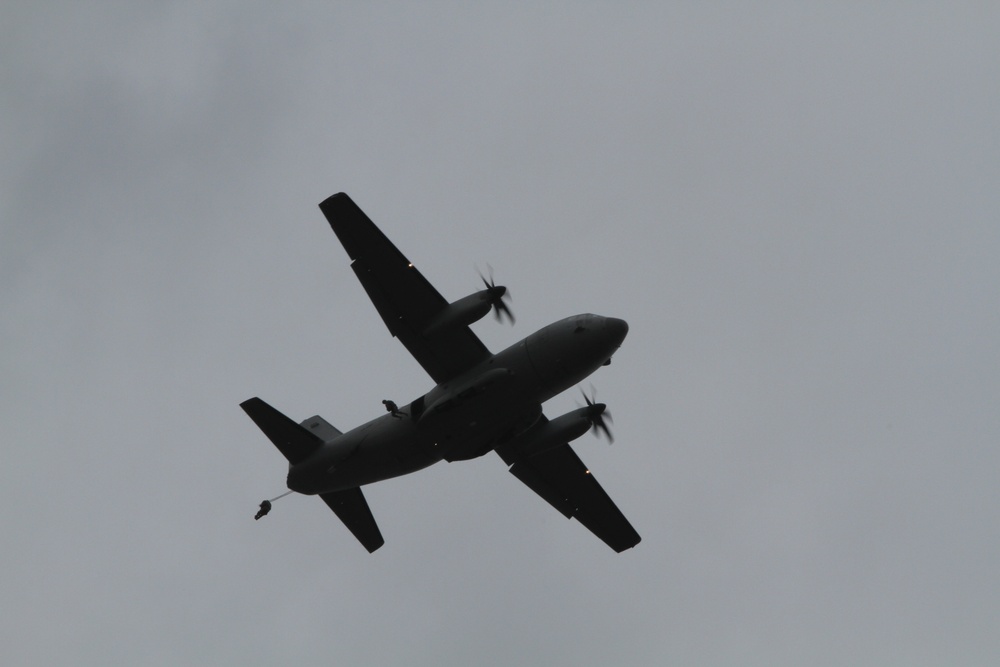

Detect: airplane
[240,193,640,553]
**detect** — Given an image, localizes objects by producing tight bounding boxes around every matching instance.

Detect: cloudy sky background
[3,4,999,665]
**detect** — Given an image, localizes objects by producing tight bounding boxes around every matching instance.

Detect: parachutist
[382,399,407,419]
[255,500,271,520]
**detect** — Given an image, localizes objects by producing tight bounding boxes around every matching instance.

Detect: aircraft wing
[319,193,492,384]
[320,487,385,553]
[496,420,641,552]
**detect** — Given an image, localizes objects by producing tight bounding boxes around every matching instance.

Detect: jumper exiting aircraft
[241,193,640,553]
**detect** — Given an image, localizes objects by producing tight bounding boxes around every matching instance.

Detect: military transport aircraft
[241,193,640,553]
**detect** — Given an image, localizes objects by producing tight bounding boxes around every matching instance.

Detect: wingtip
[319,192,351,209]
[239,397,261,411]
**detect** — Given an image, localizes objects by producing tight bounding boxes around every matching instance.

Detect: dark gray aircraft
[241,193,640,553]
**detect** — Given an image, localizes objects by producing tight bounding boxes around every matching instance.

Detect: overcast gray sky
[3,3,999,665]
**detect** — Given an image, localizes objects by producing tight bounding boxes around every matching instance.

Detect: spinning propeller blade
[477,264,515,325]
[580,386,614,444]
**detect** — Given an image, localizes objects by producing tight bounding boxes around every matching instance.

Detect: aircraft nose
[604,317,629,345]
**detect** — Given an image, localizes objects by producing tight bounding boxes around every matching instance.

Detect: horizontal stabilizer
[321,488,385,552]
[240,397,322,465]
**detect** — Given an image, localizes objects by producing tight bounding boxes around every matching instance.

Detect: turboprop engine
[509,394,613,460]
[423,268,513,335]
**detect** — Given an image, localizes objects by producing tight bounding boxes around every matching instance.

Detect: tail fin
[240,397,322,464]
[300,415,342,441]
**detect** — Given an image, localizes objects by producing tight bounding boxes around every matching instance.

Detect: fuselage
[286,313,627,495]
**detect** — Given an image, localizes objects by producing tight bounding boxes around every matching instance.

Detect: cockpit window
[573,314,595,333]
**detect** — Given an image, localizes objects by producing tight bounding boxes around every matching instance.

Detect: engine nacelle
[423,291,494,335]
[508,408,593,460]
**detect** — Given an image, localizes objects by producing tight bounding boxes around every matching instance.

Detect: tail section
[240,397,323,464]
[242,398,384,552]
[321,488,385,552]
[299,414,342,441]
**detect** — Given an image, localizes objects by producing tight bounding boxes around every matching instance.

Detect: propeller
[478,264,515,325]
[580,386,614,444]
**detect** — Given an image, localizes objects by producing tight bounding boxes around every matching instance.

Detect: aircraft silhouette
[241,193,640,553]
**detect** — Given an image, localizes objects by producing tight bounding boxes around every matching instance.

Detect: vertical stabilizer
[300,415,343,442]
